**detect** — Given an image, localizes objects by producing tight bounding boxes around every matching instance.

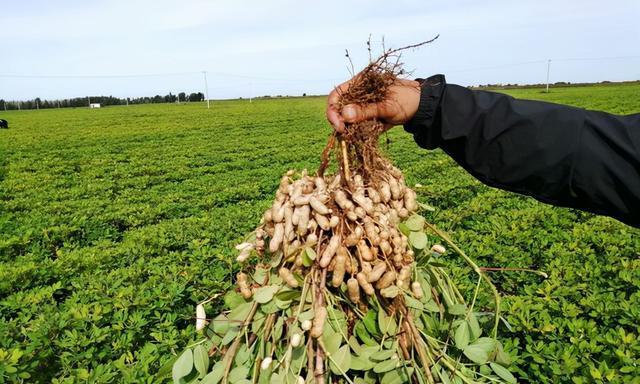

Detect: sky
[1,0,639,101]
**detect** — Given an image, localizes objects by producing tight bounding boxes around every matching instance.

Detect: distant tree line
[0,91,205,111]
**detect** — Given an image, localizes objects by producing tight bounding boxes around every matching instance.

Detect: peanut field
[0,83,639,383]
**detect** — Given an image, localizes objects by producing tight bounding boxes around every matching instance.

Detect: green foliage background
[1,84,639,383]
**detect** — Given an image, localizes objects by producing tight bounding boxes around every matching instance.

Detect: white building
[89,103,101,109]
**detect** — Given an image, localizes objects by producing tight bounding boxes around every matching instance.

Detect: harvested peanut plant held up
[171,41,517,384]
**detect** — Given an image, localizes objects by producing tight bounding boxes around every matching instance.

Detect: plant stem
[425,222,501,338]
[327,354,356,384]
[468,274,482,315]
[222,301,259,384]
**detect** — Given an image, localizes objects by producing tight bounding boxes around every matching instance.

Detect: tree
[188,92,204,102]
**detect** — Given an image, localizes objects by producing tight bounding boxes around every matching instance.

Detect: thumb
[342,102,392,123]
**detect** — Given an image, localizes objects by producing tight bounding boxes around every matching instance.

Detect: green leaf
[349,354,375,371]
[234,344,251,366]
[268,372,281,384]
[275,298,291,310]
[298,309,315,322]
[201,362,224,384]
[327,305,347,334]
[305,247,316,260]
[273,316,284,341]
[254,285,279,304]
[495,342,512,367]
[212,314,231,335]
[359,346,380,359]
[329,345,352,376]
[355,321,377,346]
[404,214,425,231]
[373,358,397,373]
[463,337,497,365]
[275,288,300,301]
[404,294,423,310]
[423,299,441,313]
[378,309,397,336]
[228,366,249,382]
[480,364,493,376]
[301,249,313,267]
[172,349,193,383]
[229,302,254,321]
[157,353,179,379]
[397,223,411,236]
[290,344,306,373]
[224,290,246,309]
[322,324,341,355]
[382,367,413,384]
[363,310,379,336]
[193,345,209,378]
[251,312,265,334]
[468,313,482,341]
[221,327,239,346]
[409,231,428,250]
[370,349,395,361]
[454,321,470,350]
[348,336,363,355]
[418,202,435,211]
[253,266,269,285]
[428,261,448,267]
[490,363,517,383]
[269,251,283,267]
[438,366,452,384]
[447,303,466,316]
[260,300,279,314]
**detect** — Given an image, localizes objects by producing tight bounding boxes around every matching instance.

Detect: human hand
[326,78,422,133]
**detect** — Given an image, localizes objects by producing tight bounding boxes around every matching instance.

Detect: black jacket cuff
[403,74,446,149]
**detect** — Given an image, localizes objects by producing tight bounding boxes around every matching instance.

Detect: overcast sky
[1,0,639,100]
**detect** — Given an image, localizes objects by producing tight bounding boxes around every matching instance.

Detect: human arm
[327,75,640,227]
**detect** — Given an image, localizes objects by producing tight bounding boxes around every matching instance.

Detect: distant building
[89,103,101,109]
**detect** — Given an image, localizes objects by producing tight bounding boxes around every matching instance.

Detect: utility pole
[249,82,253,103]
[203,71,210,109]
[88,96,91,107]
[546,59,551,93]
[126,98,129,107]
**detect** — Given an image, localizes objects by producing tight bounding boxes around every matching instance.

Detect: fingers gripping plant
[171,42,516,384]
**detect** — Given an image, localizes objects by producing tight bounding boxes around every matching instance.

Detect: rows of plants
[0,84,639,383]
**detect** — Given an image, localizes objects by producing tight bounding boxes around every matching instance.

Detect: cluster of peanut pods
[235,166,434,307]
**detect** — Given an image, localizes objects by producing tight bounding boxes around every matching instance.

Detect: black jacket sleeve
[404,74,640,228]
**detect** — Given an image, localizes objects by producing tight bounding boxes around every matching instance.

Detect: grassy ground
[0,84,638,383]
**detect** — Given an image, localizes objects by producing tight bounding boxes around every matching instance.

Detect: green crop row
[1,84,639,383]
